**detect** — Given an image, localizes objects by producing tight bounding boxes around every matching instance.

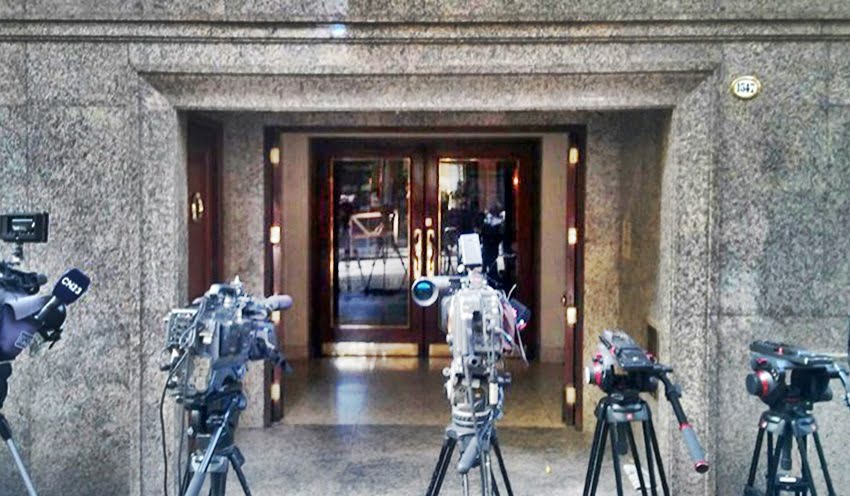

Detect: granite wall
[0,13,848,496]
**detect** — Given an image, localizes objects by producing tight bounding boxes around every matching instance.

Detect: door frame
[286,126,586,428]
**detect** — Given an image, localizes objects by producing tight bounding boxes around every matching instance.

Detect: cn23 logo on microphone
[62,276,84,295]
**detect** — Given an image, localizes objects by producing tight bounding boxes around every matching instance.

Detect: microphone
[263,294,293,312]
[30,269,91,353]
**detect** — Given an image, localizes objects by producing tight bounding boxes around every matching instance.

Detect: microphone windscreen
[264,294,293,311]
[52,269,91,304]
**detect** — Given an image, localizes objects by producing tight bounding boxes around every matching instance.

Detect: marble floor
[227,358,620,495]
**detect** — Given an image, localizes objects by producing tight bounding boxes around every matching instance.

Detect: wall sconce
[269,147,280,166]
[270,381,281,402]
[270,225,281,245]
[568,227,578,245]
[568,147,580,165]
[271,310,281,324]
[512,170,520,188]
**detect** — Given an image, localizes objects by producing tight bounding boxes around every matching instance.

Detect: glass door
[313,139,537,357]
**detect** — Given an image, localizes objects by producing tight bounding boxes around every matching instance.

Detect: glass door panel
[333,158,411,327]
[437,158,519,291]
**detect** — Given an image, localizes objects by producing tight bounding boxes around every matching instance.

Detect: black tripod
[179,392,253,496]
[744,406,836,496]
[583,394,669,496]
[1,364,38,496]
[426,422,514,496]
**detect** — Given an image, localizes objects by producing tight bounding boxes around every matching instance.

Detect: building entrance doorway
[312,138,538,357]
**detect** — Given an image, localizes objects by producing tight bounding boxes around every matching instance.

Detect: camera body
[162,278,288,409]
[746,341,850,410]
[411,234,527,428]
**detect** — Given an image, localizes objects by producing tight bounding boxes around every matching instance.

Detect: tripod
[583,394,669,496]
[1,364,38,496]
[426,421,514,496]
[744,405,836,496]
[179,392,253,496]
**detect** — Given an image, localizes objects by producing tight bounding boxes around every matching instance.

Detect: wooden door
[186,118,222,300]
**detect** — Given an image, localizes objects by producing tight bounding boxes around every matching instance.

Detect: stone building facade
[1,3,849,496]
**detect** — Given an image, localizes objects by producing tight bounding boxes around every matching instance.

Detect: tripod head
[585,330,710,474]
[746,340,850,412]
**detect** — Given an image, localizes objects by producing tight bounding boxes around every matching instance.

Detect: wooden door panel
[186,119,222,300]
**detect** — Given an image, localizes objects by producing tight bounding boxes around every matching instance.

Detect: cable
[160,352,187,496]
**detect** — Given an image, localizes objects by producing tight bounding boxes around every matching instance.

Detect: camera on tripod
[416,234,528,496]
[160,278,292,496]
[0,212,91,496]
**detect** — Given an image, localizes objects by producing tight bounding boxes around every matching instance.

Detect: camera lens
[413,280,435,301]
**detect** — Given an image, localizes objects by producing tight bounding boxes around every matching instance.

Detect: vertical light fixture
[568,146,580,166]
[568,227,578,245]
[270,224,281,245]
[269,147,280,166]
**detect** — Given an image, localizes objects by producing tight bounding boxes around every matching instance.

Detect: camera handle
[658,373,710,473]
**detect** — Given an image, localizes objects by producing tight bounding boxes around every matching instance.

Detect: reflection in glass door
[333,158,410,327]
[437,158,519,292]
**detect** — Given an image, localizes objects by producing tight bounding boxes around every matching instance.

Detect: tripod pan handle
[680,423,709,473]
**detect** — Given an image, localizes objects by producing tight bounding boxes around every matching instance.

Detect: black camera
[746,340,850,410]
[160,279,293,496]
[161,278,292,408]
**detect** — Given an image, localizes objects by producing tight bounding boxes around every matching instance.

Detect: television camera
[583,330,708,496]
[160,278,292,496]
[0,212,91,496]
[414,233,529,496]
[744,341,850,496]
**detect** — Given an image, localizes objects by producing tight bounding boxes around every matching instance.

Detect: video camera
[1,213,91,393]
[746,340,850,411]
[160,278,292,408]
[585,330,709,474]
[413,234,528,483]
[0,212,90,496]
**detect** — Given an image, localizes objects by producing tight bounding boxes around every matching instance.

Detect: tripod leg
[490,466,501,496]
[583,408,606,496]
[462,473,470,496]
[641,421,658,496]
[812,432,836,496]
[796,436,818,496]
[646,412,669,496]
[180,464,192,496]
[209,472,227,496]
[588,421,610,496]
[626,423,648,496]
[426,435,456,496]
[766,434,786,496]
[609,424,625,496]
[0,414,37,496]
[229,454,253,496]
[746,423,766,488]
[492,435,513,496]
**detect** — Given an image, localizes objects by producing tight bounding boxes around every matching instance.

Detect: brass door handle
[190,192,205,223]
[426,228,436,277]
[412,229,423,277]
